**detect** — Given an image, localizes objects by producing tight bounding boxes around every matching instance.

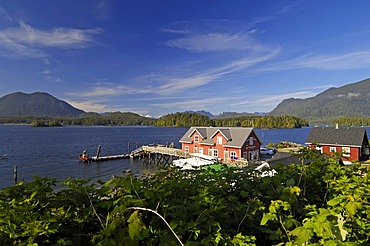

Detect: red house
[179,127,262,162]
[306,127,370,164]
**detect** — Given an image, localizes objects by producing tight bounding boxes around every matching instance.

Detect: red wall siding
[309,144,360,161]
[181,129,262,161]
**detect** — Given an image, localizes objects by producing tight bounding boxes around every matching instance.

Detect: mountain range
[1,78,370,122]
[0,92,84,117]
[268,78,370,121]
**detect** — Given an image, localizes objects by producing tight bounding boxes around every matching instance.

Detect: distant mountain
[185,110,265,119]
[269,78,370,121]
[185,110,214,118]
[0,92,84,117]
[214,112,256,119]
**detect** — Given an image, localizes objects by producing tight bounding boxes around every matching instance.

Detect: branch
[125,207,184,246]
[85,190,105,229]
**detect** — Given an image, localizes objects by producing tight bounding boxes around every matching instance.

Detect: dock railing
[142,145,187,158]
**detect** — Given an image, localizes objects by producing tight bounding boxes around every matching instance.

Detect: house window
[330,147,336,153]
[224,151,229,160]
[212,149,218,157]
[199,148,204,154]
[342,147,350,157]
[316,146,323,153]
[194,135,199,142]
[217,136,223,144]
[230,151,237,159]
[249,137,254,145]
[184,146,189,153]
[194,147,198,153]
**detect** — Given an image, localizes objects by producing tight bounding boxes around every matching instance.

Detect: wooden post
[96,145,101,158]
[13,165,17,183]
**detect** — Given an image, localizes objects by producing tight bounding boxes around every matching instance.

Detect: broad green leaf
[290,227,313,245]
[346,201,358,215]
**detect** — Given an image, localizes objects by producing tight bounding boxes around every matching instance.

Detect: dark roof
[305,127,368,147]
[265,152,300,166]
[179,127,261,148]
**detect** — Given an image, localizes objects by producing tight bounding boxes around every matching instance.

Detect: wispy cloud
[166,32,264,52]
[93,0,110,20]
[163,20,269,53]
[151,97,230,110]
[258,51,370,72]
[0,20,101,58]
[0,5,12,22]
[229,89,326,110]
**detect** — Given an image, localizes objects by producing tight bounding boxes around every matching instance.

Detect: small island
[31,120,63,127]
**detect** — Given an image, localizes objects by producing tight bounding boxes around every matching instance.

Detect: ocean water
[0,125,313,188]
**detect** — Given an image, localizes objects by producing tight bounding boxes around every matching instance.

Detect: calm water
[0,125,314,188]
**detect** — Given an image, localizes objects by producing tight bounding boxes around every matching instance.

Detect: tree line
[0,112,309,128]
[155,113,308,128]
[331,116,370,127]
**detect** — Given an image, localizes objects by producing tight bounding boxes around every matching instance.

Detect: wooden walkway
[81,144,186,166]
[131,145,187,165]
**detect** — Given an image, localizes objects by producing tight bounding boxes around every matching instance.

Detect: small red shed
[305,126,370,164]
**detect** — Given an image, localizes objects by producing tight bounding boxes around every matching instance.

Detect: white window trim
[184,146,189,153]
[213,149,218,157]
[230,151,237,159]
[217,136,223,145]
[330,146,336,153]
[342,147,350,157]
[194,135,199,142]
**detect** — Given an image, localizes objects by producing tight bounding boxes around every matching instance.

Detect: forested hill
[268,78,370,122]
[155,112,308,128]
[0,92,84,117]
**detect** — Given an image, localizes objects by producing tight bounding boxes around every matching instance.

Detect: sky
[1,1,370,117]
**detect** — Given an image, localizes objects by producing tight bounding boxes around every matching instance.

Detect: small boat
[79,155,91,163]
[79,150,91,163]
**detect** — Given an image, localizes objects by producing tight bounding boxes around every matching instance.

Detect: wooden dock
[135,145,188,166]
[81,144,186,166]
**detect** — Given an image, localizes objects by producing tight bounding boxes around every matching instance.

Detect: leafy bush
[0,149,368,245]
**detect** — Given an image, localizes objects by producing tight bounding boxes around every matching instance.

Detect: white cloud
[151,97,230,110]
[67,100,111,112]
[258,51,370,72]
[166,32,263,52]
[164,19,270,53]
[0,21,101,58]
[230,90,321,110]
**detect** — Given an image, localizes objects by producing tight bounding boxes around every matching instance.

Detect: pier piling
[13,165,17,183]
[96,145,101,159]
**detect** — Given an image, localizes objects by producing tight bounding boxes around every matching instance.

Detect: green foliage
[332,116,370,127]
[155,112,308,128]
[0,112,156,126]
[0,150,369,245]
[155,112,213,127]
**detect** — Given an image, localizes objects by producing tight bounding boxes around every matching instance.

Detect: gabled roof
[179,127,261,148]
[305,127,368,147]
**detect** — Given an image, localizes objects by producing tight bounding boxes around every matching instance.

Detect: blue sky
[1,1,370,117]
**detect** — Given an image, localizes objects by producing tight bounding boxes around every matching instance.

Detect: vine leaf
[127,211,148,240]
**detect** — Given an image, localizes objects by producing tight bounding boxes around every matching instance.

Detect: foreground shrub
[0,148,368,245]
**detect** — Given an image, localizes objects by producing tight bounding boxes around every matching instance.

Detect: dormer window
[194,135,199,142]
[217,136,223,144]
[249,137,254,145]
